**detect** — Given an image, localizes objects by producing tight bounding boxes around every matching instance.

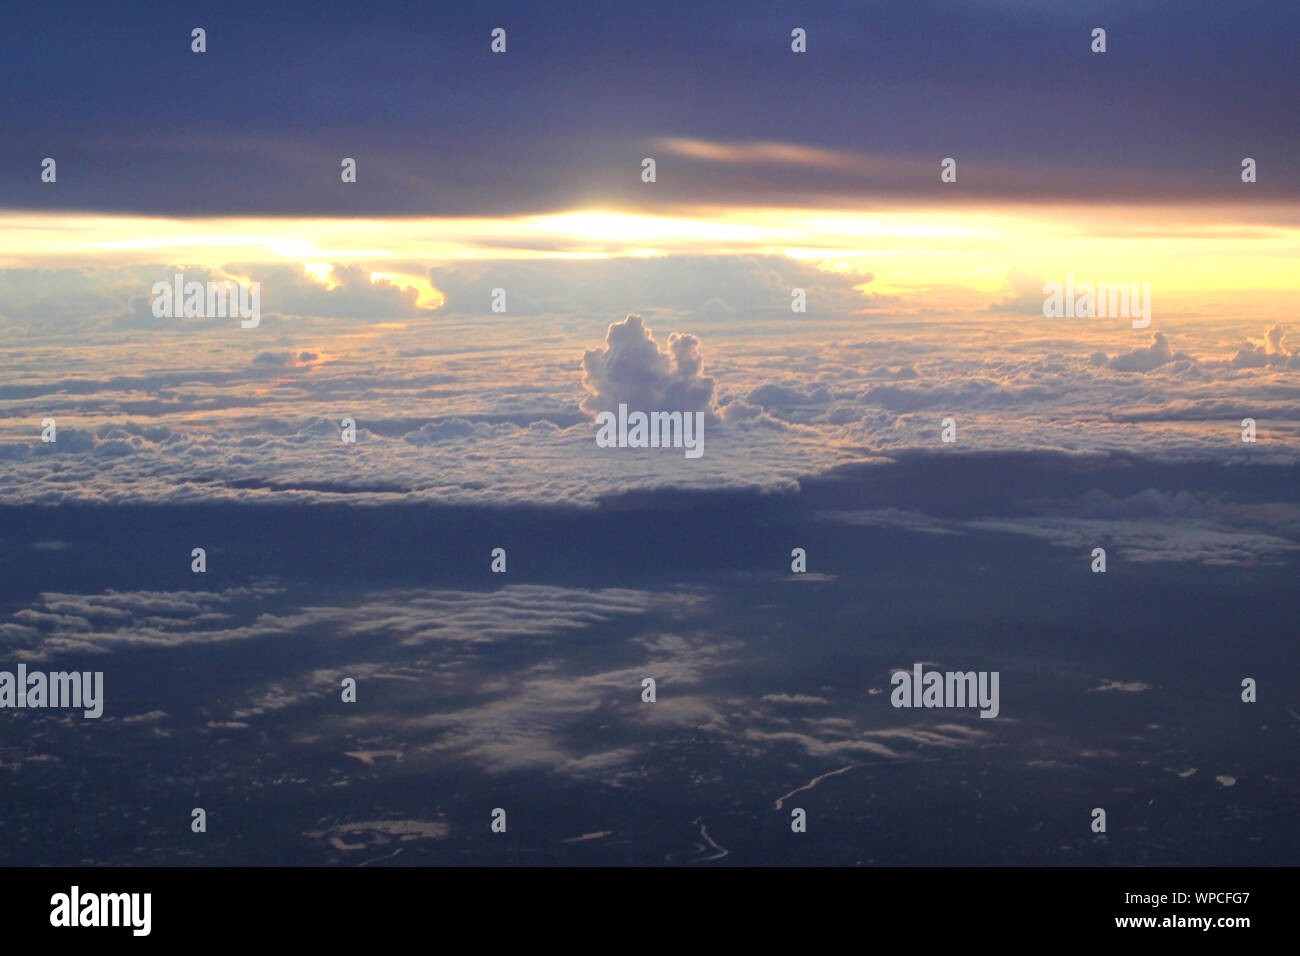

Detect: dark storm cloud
[1,0,1295,216]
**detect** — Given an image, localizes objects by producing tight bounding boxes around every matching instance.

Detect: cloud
[1230,324,1300,369]
[0,262,437,332]
[252,351,292,366]
[816,508,963,536]
[403,634,736,776]
[820,481,1300,567]
[1095,331,1190,372]
[861,378,1056,412]
[427,255,873,319]
[986,269,1049,314]
[0,267,151,329]
[20,568,998,783]
[1090,680,1153,693]
[965,514,1299,567]
[746,383,833,408]
[5,3,1299,220]
[580,313,717,417]
[9,583,669,662]
[761,693,831,706]
[227,263,434,320]
[1,277,1296,510]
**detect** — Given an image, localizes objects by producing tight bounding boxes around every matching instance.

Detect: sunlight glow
[0,201,1295,321]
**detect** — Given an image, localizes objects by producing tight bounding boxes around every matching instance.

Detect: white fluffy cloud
[580,313,717,417]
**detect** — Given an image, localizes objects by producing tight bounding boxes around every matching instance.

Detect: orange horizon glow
[1,203,1296,318]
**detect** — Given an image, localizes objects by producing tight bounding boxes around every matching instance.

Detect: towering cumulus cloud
[580,314,717,418]
[1231,324,1299,369]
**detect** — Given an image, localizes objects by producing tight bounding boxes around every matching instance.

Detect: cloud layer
[0,256,1295,509]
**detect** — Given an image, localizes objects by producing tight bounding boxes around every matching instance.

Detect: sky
[1,0,1298,867]
[1,0,1297,507]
